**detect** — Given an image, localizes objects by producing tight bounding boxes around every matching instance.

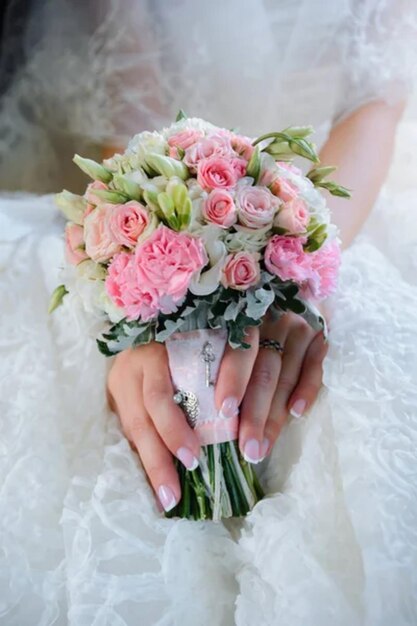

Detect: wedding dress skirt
[1,137,417,626]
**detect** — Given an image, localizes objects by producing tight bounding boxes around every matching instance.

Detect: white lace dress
[1,2,417,625]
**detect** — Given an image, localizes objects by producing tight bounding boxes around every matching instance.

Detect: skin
[107,98,407,510]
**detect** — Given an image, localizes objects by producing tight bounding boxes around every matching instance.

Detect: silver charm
[201,341,215,387]
[173,389,200,428]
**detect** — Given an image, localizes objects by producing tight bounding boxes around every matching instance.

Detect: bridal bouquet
[51,111,349,521]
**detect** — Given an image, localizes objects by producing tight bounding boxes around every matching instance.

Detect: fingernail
[242,437,269,464]
[290,399,306,419]
[219,396,239,419]
[176,446,199,471]
[158,485,177,512]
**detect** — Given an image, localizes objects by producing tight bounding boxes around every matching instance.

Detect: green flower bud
[145,154,188,180]
[307,166,337,184]
[55,190,86,224]
[112,174,142,201]
[73,154,112,183]
[246,146,261,183]
[48,284,68,314]
[92,188,128,204]
[282,126,314,139]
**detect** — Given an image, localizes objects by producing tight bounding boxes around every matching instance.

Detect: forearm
[319,99,407,249]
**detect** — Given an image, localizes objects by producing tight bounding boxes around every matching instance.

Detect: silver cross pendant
[201,341,215,387]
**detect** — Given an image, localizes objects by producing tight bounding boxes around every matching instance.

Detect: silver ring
[259,338,284,353]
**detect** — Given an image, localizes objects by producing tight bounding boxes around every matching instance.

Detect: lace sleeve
[333,0,417,124]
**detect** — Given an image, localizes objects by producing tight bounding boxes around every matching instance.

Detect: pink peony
[135,225,208,303]
[64,223,88,265]
[197,156,238,191]
[221,251,261,291]
[84,204,121,263]
[202,189,237,228]
[231,134,255,161]
[109,201,153,248]
[299,241,341,301]
[236,185,278,228]
[264,235,311,283]
[184,134,233,171]
[274,198,309,234]
[105,252,160,321]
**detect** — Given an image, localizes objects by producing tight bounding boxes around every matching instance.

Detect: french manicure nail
[242,438,268,464]
[219,396,239,419]
[158,485,177,512]
[176,446,199,471]
[290,399,306,419]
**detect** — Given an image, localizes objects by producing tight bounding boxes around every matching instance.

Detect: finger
[214,325,259,419]
[112,365,181,513]
[238,319,287,463]
[142,342,201,471]
[264,322,313,449]
[288,331,328,419]
[131,413,182,513]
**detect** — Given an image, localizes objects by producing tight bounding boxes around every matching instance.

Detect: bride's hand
[215,311,328,463]
[107,312,327,510]
[107,342,201,512]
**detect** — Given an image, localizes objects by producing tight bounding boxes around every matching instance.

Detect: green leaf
[176,109,188,122]
[48,284,68,314]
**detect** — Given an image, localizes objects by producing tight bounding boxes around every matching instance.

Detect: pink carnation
[202,189,237,228]
[197,156,238,191]
[236,185,279,228]
[274,198,309,234]
[264,235,311,283]
[64,223,88,265]
[105,252,160,321]
[221,251,260,291]
[135,225,208,303]
[184,134,233,171]
[109,201,153,248]
[299,241,341,301]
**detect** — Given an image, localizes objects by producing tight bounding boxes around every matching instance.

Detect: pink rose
[109,201,153,248]
[299,241,341,301]
[84,204,121,262]
[231,157,247,179]
[168,129,204,150]
[231,134,255,161]
[105,252,160,321]
[197,156,238,191]
[221,251,261,291]
[202,189,237,228]
[274,198,309,234]
[270,176,299,202]
[236,185,278,228]
[264,235,311,283]
[85,180,108,206]
[135,225,208,303]
[184,134,233,171]
[64,223,88,265]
